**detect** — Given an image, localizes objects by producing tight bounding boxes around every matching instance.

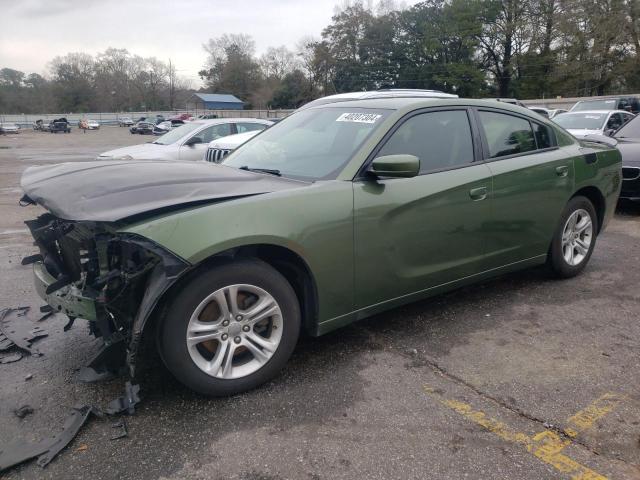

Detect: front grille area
[622,166,640,180]
[205,148,231,163]
[620,168,640,199]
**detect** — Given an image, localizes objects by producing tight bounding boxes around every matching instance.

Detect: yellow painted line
[565,393,626,438]
[423,386,623,480]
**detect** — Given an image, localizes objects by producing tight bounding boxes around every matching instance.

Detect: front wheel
[159,259,301,396]
[548,196,598,278]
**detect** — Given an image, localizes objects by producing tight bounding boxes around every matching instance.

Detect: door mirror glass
[367,154,420,178]
[184,136,203,146]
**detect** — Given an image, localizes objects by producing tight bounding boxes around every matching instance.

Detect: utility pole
[169,59,175,111]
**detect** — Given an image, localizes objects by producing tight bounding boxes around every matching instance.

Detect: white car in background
[87,119,100,130]
[553,110,635,138]
[529,106,567,119]
[204,130,263,163]
[98,118,273,161]
[0,123,21,134]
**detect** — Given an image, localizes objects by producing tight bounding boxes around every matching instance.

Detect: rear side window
[478,111,535,158]
[377,110,474,173]
[236,122,268,133]
[532,122,555,149]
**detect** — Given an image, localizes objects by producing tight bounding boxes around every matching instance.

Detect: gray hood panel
[21,160,306,222]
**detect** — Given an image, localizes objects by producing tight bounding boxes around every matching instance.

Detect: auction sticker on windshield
[336,112,382,123]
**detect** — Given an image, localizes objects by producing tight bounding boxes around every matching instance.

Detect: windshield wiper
[239,166,281,176]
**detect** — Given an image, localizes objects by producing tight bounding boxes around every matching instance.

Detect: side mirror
[367,154,420,178]
[184,136,203,147]
[604,129,615,137]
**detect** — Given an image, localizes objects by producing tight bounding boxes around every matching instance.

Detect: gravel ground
[0,128,639,480]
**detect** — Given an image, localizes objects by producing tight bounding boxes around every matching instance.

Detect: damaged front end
[23,213,189,377]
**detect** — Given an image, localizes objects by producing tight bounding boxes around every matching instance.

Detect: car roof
[192,118,273,126]
[556,110,630,116]
[300,89,458,109]
[302,96,539,115]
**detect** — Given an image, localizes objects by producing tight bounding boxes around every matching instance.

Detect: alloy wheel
[186,284,283,379]
[561,208,593,266]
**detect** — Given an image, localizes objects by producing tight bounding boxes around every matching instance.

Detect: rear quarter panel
[573,142,622,231]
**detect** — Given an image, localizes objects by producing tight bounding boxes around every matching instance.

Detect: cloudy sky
[0,0,414,86]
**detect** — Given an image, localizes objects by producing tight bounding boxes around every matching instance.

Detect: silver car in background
[553,110,635,138]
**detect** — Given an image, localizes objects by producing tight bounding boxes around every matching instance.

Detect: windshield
[223,107,390,180]
[554,113,607,130]
[572,99,617,111]
[614,115,640,138]
[152,122,202,145]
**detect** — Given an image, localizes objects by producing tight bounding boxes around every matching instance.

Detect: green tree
[270,69,318,108]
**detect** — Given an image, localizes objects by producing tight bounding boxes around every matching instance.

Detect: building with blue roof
[187,93,245,110]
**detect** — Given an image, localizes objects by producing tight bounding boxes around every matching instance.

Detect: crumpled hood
[21,160,307,222]
[98,143,167,160]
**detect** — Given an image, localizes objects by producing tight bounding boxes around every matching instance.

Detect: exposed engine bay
[22,212,189,376]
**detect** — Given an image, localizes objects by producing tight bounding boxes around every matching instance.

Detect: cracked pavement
[0,129,639,479]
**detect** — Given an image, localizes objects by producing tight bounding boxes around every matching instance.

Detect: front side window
[606,113,623,131]
[224,107,390,180]
[198,123,233,143]
[152,122,202,145]
[479,111,535,158]
[376,110,474,173]
[236,122,268,133]
[614,114,640,138]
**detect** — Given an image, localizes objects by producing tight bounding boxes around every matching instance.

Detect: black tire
[159,259,301,396]
[548,195,598,278]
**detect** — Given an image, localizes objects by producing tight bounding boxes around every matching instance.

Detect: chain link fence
[0,109,295,128]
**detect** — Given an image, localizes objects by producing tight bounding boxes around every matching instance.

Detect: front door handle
[556,165,569,177]
[469,186,488,201]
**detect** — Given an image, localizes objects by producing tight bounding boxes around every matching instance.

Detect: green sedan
[20,96,621,396]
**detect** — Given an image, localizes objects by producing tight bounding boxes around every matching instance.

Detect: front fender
[121,181,356,326]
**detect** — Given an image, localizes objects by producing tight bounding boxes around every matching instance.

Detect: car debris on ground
[0,382,141,472]
[0,307,48,358]
[13,405,34,419]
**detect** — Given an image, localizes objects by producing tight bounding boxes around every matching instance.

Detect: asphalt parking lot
[0,127,639,480]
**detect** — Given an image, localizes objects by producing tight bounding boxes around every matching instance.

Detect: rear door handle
[556,165,569,177]
[469,186,488,201]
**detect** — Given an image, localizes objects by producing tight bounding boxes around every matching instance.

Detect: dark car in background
[611,114,640,202]
[571,96,640,114]
[130,121,155,135]
[49,118,71,133]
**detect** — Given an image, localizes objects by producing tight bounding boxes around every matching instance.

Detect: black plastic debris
[110,419,128,440]
[105,382,141,415]
[14,405,34,419]
[0,405,98,471]
[0,307,48,357]
[0,353,23,364]
[37,307,55,322]
[77,341,127,383]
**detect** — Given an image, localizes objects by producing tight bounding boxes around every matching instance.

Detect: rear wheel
[548,196,598,278]
[159,259,301,396]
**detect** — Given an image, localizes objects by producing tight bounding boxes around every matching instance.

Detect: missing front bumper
[33,262,97,321]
